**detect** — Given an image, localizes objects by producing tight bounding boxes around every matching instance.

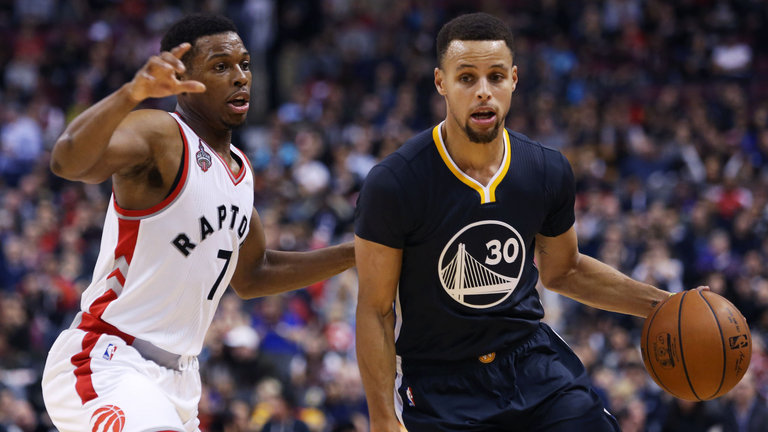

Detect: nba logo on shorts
[406,387,415,407]
[103,344,117,360]
[89,405,126,432]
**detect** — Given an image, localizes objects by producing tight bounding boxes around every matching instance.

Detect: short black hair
[436,13,514,67]
[160,14,238,63]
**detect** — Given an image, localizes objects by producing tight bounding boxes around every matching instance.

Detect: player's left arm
[535,226,671,318]
[229,208,355,299]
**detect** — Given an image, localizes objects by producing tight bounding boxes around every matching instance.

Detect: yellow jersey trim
[432,122,511,204]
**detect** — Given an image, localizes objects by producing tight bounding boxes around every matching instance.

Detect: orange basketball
[640,289,751,401]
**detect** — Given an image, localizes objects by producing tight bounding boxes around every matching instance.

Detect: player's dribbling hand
[125,42,206,103]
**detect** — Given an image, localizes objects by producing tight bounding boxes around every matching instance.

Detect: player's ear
[510,65,518,92]
[435,67,447,96]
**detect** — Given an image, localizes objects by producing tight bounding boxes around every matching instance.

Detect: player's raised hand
[125,43,206,103]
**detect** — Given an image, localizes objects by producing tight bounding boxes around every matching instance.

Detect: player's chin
[465,123,501,144]
[223,114,248,129]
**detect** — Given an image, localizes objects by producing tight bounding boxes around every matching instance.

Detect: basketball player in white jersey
[41,14,354,432]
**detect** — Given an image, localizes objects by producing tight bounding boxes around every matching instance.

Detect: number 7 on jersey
[208,249,233,300]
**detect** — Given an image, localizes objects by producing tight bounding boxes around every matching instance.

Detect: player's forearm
[234,242,355,298]
[50,83,140,181]
[356,305,401,432]
[545,254,670,318]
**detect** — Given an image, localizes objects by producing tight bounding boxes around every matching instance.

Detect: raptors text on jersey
[77,112,255,356]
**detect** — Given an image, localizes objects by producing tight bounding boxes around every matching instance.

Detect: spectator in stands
[0,1,766,429]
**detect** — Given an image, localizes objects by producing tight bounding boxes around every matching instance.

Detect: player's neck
[176,106,233,153]
[441,121,504,185]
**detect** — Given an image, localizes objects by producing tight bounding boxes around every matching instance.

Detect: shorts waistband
[400,323,547,374]
[71,311,187,371]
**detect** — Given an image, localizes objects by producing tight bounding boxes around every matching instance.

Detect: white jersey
[79,112,254,356]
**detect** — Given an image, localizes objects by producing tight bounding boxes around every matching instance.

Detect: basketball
[641,289,751,401]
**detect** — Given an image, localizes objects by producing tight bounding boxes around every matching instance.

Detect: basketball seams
[643,290,750,401]
[677,291,702,401]
[698,290,727,399]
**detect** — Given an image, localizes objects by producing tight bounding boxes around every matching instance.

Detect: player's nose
[233,65,249,87]
[476,78,491,100]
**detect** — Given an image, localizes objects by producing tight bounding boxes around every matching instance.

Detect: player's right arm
[355,236,404,432]
[50,43,205,184]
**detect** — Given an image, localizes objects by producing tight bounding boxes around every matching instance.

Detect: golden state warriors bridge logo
[438,220,525,308]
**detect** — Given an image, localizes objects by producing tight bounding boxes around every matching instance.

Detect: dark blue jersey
[355,123,575,362]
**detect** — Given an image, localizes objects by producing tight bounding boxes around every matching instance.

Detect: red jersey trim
[201,139,247,185]
[70,312,138,405]
[107,268,126,286]
[231,145,253,185]
[77,312,136,344]
[71,332,100,404]
[172,111,248,185]
[113,218,140,264]
[70,216,140,404]
[89,289,117,319]
[113,118,190,218]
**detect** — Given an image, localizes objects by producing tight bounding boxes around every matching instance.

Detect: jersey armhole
[113,117,190,219]
[165,135,186,199]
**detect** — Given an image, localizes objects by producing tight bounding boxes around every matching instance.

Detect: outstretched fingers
[162,44,206,94]
[176,79,206,94]
[159,51,186,75]
[133,43,206,99]
[167,43,206,93]
[170,42,193,59]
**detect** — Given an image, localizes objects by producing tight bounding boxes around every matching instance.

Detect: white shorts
[42,328,201,432]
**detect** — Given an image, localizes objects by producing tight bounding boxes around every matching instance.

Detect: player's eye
[459,74,474,83]
[214,63,227,72]
[241,61,250,71]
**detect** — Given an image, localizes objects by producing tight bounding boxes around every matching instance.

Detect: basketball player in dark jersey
[355,13,676,432]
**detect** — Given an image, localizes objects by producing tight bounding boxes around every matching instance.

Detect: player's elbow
[229,275,259,300]
[49,156,66,178]
[539,265,578,295]
[538,249,582,293]
[229,263,275,300]
[49,138,75,179]
[539,272,566,293]
[229,284,253,299]
[50,137,97,182]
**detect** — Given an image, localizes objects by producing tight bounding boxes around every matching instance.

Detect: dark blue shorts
[396,323,619,432]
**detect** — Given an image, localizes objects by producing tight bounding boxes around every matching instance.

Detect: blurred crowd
[1,0,768,431]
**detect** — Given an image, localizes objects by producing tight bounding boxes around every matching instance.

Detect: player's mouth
[226,91,250,114]
[470,108,497,126]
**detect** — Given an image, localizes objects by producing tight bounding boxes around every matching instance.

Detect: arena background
[1,0,767,431]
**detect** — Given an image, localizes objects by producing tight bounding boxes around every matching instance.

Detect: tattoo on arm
[651,292,673,310]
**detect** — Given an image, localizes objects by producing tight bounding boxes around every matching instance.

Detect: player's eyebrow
[456,63,508,71]
[206,50,250,61]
